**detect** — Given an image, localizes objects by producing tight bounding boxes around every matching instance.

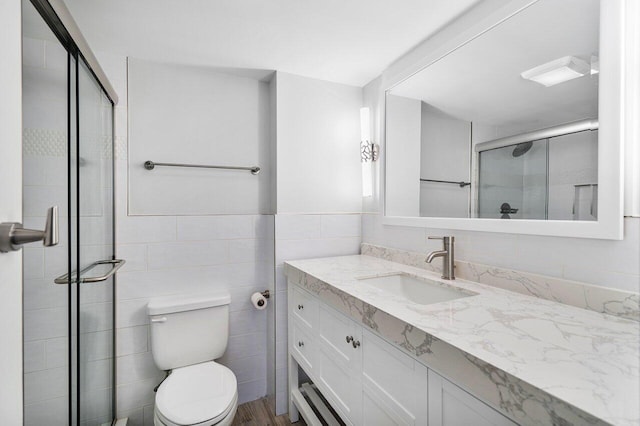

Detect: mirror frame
[381,0,626,240]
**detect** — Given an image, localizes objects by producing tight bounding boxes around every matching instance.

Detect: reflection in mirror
[386,0,600,221]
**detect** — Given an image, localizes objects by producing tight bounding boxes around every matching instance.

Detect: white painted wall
[96,53,275,425]
[419,103,470,218]
[275,72,362,214]
[128,58,273,216]
[385,94,421,217]
[0,1,24,423]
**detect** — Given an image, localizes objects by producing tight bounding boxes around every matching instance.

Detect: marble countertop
[284,255,640,426]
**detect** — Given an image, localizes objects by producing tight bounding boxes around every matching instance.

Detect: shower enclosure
[476,124,598,221]
[22,0,120,424]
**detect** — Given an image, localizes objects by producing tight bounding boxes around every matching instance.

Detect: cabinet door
[428,370,517,426]
[316,304,363,425]
[362,330,429,426]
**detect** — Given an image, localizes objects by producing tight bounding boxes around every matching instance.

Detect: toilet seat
[155,361,238,426]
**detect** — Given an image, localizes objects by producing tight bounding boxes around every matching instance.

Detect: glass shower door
[22,1,117,425]
[477,138,548,219]
[76,58,116,425]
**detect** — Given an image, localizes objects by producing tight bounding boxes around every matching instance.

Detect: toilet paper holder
[251,290,271,309]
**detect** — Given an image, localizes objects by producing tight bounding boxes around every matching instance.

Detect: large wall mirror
[383,0,625,239]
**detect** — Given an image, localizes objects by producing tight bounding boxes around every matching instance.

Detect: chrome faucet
[426,236,455,280]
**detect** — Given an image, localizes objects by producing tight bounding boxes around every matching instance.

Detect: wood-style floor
[232,398,306,426]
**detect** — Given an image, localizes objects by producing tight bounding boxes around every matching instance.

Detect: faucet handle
[428,236,454,245]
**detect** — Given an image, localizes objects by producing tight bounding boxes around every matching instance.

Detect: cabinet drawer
[291,286,317,329]
[291,320,315,373]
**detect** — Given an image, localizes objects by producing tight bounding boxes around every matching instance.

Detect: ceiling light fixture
[521,56,591,87]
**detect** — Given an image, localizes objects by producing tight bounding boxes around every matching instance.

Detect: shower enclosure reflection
[477,125,598,220]
[385,0,601,222]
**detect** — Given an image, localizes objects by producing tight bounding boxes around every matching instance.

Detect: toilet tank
[147,292,231,371]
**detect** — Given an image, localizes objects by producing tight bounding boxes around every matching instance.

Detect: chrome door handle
[0,206,59,253]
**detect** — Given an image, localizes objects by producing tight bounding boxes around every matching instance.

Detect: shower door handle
[0,206,59,253]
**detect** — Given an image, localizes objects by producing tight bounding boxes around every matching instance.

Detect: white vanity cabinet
[288,283,517,426]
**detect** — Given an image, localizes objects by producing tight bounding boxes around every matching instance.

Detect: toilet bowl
[147,293,237,426]
[154,361,238,426]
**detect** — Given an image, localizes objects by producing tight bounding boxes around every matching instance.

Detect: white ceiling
[62,0,480,87]
[391,0,599,132]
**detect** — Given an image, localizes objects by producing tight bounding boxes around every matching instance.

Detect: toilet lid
[156,361,237,425]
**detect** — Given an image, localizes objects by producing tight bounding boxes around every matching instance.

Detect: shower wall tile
[24,397,67,426]
[23,341,46,373]
[23,248,44,279]
[23,307,67,342]
[23,278,66,310]
[24,366,67,404]
[45,338,68,369]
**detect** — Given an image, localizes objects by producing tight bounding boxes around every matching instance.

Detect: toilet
[147,292,238,426]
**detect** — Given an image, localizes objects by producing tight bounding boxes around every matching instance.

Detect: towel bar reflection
[144,160,260,175]
[54,259,126,284]
[420,178,470,188]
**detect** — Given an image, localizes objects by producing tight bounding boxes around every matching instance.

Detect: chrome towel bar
[54,259,126,284]
[144,160,260,175]
[420,178,471,188]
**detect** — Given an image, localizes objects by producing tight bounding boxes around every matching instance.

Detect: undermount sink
[356,273,475,305]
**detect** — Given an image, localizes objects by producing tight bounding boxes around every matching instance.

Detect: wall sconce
[360,107,379,197]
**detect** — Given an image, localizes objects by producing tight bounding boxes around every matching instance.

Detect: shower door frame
[26,0,119,423]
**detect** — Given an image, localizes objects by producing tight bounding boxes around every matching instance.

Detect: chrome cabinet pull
[54,259,126,284]
[0,206,59,253]
[150,317,167,323]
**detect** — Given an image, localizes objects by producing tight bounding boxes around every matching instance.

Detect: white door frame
[0,0,24,423]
